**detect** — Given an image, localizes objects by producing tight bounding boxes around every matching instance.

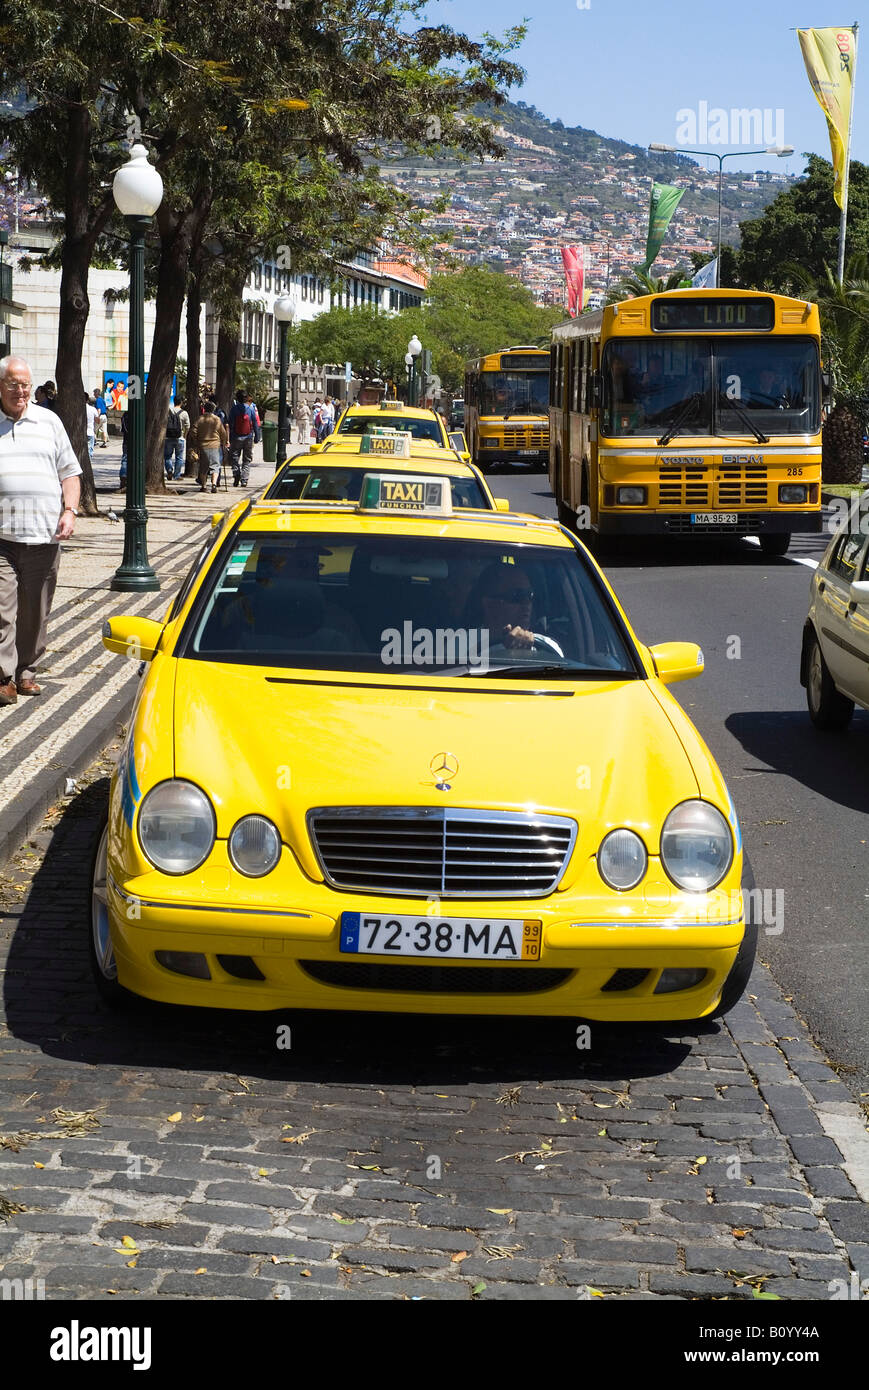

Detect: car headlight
[660,801,732,892]
[598,828,648,890]
[229,815,281,877]
[138,780,216,875]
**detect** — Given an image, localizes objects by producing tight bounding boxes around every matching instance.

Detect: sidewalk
[0,437,309,868]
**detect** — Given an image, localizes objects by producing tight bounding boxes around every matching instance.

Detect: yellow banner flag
[797,26,857,208]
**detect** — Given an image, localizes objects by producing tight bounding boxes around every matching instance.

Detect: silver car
[801,523,869,727]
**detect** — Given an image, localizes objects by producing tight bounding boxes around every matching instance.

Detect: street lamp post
[649,144,793,286]
[110,143,163,593]
[407,334,422,406]
[404,352,414,405]
[273,294,297,469]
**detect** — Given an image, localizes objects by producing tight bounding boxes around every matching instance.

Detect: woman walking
[186,401,229,493]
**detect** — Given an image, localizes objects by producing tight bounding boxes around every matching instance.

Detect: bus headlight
[779,484,807,504]
[660,801,732,892]
[138,781,216,875]
[617,486,646,505]
[598,829,648,890]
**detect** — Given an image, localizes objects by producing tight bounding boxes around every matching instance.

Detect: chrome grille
[307,807,576,898]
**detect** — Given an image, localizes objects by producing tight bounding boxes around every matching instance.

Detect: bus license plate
[518,449,540,456]
[691,513,738,525]
[340,912,542,961]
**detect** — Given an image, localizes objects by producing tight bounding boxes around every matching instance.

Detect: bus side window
[579,339,588,414]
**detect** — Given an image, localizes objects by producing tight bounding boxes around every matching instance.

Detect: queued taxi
[93,477,755,1021]
[313,399,471,463]
[263,428,507,512]
[800,518,869,728]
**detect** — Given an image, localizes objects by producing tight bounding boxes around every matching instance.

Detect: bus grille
[658,465,710,507]
[501,429,548,448]
[308,808,576,897]
[717,466,768,507]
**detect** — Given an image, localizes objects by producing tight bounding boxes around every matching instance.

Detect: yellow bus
[464,346,550,470]
[549,289,823,556]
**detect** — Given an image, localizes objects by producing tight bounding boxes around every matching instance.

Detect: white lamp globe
[112,144,163,217]
[404,352,414,367]
[408,334,422,358]
[274,295,297,324]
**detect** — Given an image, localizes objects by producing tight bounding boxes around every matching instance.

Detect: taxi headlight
[660,801,732,892]
[138,781,215,875]
[229,815,281,877]
[598,829,648,890]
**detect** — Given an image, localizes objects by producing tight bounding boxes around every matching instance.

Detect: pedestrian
[41,380,59,414]
[93,386,109,447]
[186,401,229,493]
[118,412,128,490]
[164,395,190,481]
[84,391,98,461]
[0,355,82,705]
[317,396,335,443]
[227,389,260,487]
[295,397,311,444]
[311,397,322,441]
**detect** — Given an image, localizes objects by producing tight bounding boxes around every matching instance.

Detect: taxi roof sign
[360,430,412,458]
[379,399,405,410]
[357,473,453,516]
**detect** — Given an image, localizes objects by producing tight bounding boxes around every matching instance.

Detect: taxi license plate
[691,513,738,525]
[340,912,541,961]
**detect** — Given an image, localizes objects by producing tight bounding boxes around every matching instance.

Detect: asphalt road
[490,463,869,1101]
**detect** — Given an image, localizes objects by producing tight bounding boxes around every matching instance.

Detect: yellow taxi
[93,478,755,1021]
[263,429,506,511]
[313,399,471,462]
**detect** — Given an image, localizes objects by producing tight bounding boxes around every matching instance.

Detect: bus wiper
[657,392,703,446]
[717,391,769,445]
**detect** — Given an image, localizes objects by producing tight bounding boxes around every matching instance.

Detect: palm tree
[786,255,869,485]
[607,268,692,303]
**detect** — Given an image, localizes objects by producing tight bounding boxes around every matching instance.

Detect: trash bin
[261,420,277,464]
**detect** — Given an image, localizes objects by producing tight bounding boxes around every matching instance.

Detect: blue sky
[421,0,865,173]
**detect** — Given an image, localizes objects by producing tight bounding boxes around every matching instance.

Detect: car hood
[172,663,700,875]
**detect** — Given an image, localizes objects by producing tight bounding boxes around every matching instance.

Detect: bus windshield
[602,338,820,437]
[479,371,549,416]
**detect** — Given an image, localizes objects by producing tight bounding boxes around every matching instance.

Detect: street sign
[345,361,352,382]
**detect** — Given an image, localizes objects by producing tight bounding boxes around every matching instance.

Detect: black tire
[759,532,790,557]
[88,811,134,1008]
[806,632,854,730]
[708,854,759,1019]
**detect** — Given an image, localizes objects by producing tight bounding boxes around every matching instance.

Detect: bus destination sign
[651,298,775,332]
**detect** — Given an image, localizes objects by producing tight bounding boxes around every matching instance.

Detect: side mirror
[449,431,469,454]
[849,580,869,605]
[494,497,510,512]
[649,641,704,684]
[211,511,225,529]
[102,615,164,662]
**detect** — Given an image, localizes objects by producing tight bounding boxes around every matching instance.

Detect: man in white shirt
[85,392,99,460]
[0,356,82,705]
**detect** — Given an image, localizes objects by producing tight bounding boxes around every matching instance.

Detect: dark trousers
[0,538,61,684]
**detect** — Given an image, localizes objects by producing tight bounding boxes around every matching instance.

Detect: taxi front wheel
[806,633,854,730]
[89,813,134,1009]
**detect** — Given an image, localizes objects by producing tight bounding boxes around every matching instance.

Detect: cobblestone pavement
[1,750,867,1302]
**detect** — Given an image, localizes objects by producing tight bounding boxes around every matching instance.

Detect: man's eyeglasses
[485,588,534,604]
[3,384,31,394]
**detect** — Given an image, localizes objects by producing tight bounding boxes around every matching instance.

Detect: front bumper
[106,865,746,1020]
[596,509,823,536]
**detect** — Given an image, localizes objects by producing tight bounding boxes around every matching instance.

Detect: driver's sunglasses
[487,588,534,604]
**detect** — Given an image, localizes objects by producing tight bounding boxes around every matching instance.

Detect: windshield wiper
[464,663,635,680]
[657,392,704,446]
[716,391,769,445]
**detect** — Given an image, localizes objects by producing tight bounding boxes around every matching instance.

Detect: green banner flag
[641,182,685,271]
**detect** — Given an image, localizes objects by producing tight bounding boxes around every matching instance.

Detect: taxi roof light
[357,472,453,517]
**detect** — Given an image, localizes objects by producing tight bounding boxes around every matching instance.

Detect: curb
[0,673,134,872]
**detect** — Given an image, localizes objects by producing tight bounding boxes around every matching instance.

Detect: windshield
[479,371,549,416]
[266,467,489,509]
[186,533,638,676]
[338,415,444,443]
[602,337,819,437]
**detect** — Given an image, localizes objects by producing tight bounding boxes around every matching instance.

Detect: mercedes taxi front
[93,478,755,1020]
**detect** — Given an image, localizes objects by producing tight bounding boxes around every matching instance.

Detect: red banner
[561,244,585,317]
